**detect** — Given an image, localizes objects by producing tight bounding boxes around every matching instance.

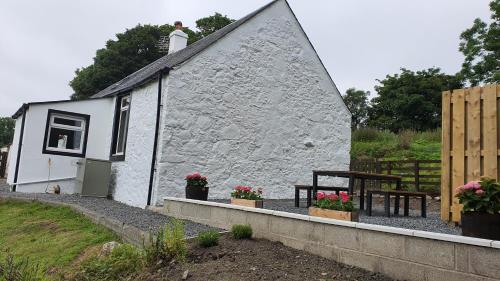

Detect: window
[110,95,131,161]
[43,109,90,157]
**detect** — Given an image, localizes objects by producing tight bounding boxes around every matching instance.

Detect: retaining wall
[163,197,500,281]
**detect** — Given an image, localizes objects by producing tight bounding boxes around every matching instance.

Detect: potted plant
[230,186,263,208]
[309,192,358,221]
[185,172,209,201]
[456,178,500,239]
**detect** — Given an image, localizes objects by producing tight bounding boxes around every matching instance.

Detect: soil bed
[137,234,394,281]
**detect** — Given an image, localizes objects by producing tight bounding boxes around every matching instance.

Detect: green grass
[0,200,118,277]
[351,128,441,160]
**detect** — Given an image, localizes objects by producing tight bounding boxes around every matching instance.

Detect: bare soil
[135,234,394,281]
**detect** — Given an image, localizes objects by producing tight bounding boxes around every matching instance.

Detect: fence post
[415,160,420,192]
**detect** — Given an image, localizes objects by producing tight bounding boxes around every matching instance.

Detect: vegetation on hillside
[351,128,441,161]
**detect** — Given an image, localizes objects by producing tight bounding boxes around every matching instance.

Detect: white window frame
[44,111,88,155]
[113,95,130,156]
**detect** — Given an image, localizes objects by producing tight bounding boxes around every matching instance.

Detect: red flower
[327,193,339,200]
[317,192,326,200]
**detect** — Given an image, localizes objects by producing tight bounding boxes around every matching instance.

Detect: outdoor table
[311,171,402,209]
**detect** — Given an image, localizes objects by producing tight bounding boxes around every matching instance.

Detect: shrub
[456,178,500,213]
[352,127,380,142]
[231,186,263,200]
[73,244,144,281]
[0,250,46,281]
[416,129,441,143]
[145,219,187,263]
[231,224,253,239]
[197,230,220,248]
[397,130,416,149]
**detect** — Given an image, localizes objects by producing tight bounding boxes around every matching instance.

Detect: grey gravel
[214,199,461,235]
[0,181,216,237]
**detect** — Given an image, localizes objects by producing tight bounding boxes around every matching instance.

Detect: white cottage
[7,0,351,208]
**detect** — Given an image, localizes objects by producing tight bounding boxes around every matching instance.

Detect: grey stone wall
[154,0,350,203]
[163,198,500,281]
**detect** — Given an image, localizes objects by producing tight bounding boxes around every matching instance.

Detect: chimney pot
[168,21,188,54]
[174,21,183,30]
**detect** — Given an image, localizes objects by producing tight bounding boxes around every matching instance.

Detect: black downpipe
[147,70,165,205]
[13,106,27,191]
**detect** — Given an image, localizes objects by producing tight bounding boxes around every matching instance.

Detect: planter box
[231,198,263,208]
[185,185,209,201]
[308,207,359,222]
[461,212,500,240]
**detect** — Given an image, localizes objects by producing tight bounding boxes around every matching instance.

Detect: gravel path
[0,183,215,237]
[215,199,461,235]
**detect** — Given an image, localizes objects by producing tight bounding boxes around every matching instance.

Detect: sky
[0,0,492,117]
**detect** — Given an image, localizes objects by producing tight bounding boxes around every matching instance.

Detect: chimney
[168,21,188,54]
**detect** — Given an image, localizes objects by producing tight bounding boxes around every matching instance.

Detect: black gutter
[147,69,167,205]
[13,106,27,191]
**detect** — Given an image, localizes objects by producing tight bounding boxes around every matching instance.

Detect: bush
[352,128,380,142]
[397,130,416,149]
[73,244,144,281]
[230,224,252,239]
[144,219,187,263]
[197,230,220,248]
[415,129,441,143]
[0,250,46,281]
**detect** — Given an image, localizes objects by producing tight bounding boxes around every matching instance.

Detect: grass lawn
[0,200,117,278]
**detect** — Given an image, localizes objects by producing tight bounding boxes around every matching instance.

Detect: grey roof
[92,0,279,98]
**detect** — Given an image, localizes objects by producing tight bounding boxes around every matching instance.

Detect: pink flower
[327,193,339,201]
[463,181,481,190]
[317,192,326,200]
[455,186,464,193]
[475,189,485,195]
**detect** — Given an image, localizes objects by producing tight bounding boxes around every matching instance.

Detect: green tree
[459,0,500,85]
[196,12,235,37]
[0,117,15,147]
[342,88,370,129]
[368,68,462,132]
[70,13,234,100]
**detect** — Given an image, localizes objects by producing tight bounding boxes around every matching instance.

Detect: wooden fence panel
[441,84,499,222]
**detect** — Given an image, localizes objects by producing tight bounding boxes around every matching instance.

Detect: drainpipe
[147,69,167,205]
[13,105,28,192]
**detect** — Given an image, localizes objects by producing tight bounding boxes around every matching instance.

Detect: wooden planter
[308,207,359,222]
[231,198,263,208]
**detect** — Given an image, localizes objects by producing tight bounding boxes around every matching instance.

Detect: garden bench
[294,185,349,207]
[366,190,427,218]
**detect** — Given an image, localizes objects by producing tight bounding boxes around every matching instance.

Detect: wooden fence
[0,152,7,178]
[350,159,441,194]
[441,84,500,222]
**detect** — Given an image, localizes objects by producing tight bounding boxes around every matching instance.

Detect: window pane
[116,110,129,154]
[53,117,82,127]
[121,97,130,108]
[48,128,82,150]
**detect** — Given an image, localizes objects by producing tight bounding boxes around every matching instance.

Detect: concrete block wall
[163,197,500,281]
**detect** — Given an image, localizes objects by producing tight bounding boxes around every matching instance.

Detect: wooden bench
[294,185,349,207]
[366,190,427,218]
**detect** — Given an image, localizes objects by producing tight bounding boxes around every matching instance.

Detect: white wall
[153,0,351,204]
[7,98,114,193]
[110,82,157,208]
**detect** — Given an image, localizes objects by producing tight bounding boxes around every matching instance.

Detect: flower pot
[461,212,500,240]
[231,198,263,208]
[308,207,359,222]
[185,185,209,201]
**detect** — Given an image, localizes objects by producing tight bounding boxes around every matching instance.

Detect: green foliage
[0,117,14,147]
[459,0,500,85]
[231,186,263,200]
[397,130,416,150]
[73,244,144,281]
[456,178,500,214]
[342,88,370,128]
[352,128,395,142]
[230,224,253,239]
[0,201,117,275]
[197,230,221,248]
[196,13,235,37]
[314,193,354,212]
[144,219,187,263]
[0,250,47,281]
[70,13,235,100]
[368,68,462,132]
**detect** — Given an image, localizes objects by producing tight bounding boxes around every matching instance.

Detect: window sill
[42,149,85,158]
[110,154,125,162]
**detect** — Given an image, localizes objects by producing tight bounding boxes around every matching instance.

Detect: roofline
[11,96,112,119]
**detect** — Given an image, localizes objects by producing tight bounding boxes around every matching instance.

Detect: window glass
[116,110,129,154]
[53,117,82,127]
[112,95,131,158]
[48,128,82,150]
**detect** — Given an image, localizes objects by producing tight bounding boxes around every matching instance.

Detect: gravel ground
[0,181,215,237]
[215,199,461,235]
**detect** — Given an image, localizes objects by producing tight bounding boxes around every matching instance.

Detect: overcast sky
[0,0,492,116]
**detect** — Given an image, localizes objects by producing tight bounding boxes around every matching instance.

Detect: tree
[70,13,234,100]
[367,68,463,132]
[0,117,15,147]
[342,88,370,129]
[459,0,500,85]
[196,12,235,37]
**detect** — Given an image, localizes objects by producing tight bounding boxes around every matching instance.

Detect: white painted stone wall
[153,0,351,204]
[111,83,157,208]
